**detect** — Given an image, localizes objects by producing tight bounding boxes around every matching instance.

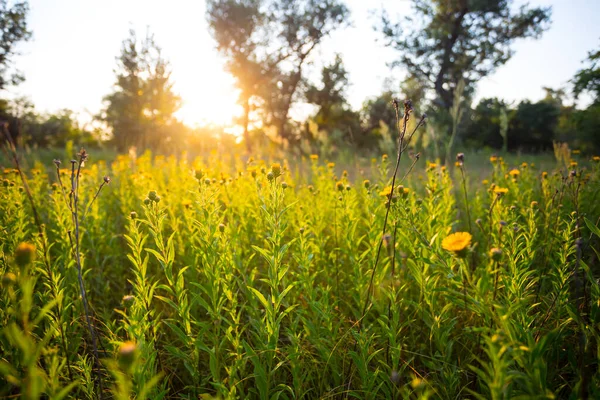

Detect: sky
[6,0,600,129]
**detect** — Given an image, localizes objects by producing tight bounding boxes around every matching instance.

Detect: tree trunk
[434,5,468,111]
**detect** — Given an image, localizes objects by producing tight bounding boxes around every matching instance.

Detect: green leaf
[584,217,600,238]
[248,286,270,310]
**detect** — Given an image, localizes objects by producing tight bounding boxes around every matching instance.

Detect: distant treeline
[1,0,599,155]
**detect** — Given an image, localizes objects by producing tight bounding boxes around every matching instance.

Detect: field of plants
[1,121,600,399]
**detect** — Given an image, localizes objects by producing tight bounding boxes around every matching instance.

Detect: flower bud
[122,295,135,307]
[2,272,16,288]
[490,248,503,261]
[118,341,138,371]
[14,243,35,268]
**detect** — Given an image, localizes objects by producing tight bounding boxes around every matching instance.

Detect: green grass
[1,146,599,399]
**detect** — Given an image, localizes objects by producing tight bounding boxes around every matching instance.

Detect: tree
[361,91,395,135]
[207,0,349,148]
[206,0,268,150]
[0,0,31,92]
[508,98,558,151]
[100,30,181,152]
[305,55,362,148]
[463,97,508,149]
[305,55,349,128]
[378,0,551,111]
[572,43,600,105]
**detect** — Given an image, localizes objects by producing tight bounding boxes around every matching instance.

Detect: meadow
[1,133,600,399]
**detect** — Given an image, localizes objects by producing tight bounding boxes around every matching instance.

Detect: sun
[169,44,244,129]
[175,85,243,129]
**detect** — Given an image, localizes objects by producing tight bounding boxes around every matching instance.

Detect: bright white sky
[6,0,600,129]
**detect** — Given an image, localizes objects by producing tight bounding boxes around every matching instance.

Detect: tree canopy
[207,0,349,148]
[0,0,31,91]
[100,30,182,152]
[572,44,600,105]
[378,0,551,111]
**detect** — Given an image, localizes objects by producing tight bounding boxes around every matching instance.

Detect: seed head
[456,153,465,163]
[53,159,61,167]
[267,172,274,181]
[383,233,392,248]
[130,211,137,219]
[103,176,111,184]
[281,182,288,189]
[78,148,88,163]
[218,223,225,233]
[363,180,370,189]
[390,370,400,385]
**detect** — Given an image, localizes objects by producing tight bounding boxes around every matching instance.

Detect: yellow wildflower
[490,156,498,164]
[310,154,319,161]
[379,186,394,198]
[493,187,509,195]
[442,232,472,257]
[509,169,520,177]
